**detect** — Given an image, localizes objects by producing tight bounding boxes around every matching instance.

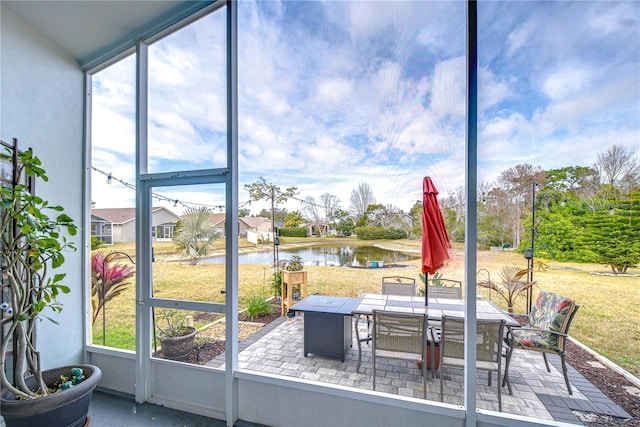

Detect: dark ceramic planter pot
[417,346,440,370]
[0,364,102,427]
[158,326,197,361]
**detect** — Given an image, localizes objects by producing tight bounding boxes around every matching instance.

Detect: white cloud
[430,56,466,120]
[479,66,512,111]
[312,77,354,107]
[541,65,592,101]
[586,2,638,35]
[506,21,534,57]
[90,1,639,216]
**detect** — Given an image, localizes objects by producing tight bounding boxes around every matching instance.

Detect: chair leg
[502,347,513,395]
[497,368,502,412]
[430,340,436,379]
[542,352,551,372]
[421,353,427,399]
[560,354,573,395]
[373,348,376,391]
[439,365,444,403]
[487,370,492,386]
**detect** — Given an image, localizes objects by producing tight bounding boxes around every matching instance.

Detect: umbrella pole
[425,273,429,306]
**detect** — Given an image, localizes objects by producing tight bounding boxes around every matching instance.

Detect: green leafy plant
[242,295,274,321]
[156,309,192,338]
[91,236,106,250]
[90,251,135,324]
[269,270,282,297]
[477,266,537,313]
[419,271,443,286]
[0,148,77,399]
[418,271,443,296]
[284,255,304,271]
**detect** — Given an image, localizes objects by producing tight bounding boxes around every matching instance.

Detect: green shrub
[355,226,407,240]
[284,255,304,271]
[269,271,282,297]
[243,295,274,320]
[279,227,307,237]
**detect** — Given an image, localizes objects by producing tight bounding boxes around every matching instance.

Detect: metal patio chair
[439,316,507,411]
[372,310,429,398]
[382,276,417,296]
[503,290,579,395]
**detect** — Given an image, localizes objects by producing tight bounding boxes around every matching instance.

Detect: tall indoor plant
[0,145,101,426]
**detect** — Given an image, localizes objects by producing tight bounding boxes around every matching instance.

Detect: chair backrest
[425,278,462,299]
[427,285,462,299]
[372,310,426,355]
[440,316,506,365]
[440,316,465,360]
[382,276,416,296]
[529,290,579,350]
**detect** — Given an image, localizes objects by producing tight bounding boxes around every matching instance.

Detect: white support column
[135,38,152,404]
[82,72,93,359]
[225,1,239,426]
[464,1,479,426]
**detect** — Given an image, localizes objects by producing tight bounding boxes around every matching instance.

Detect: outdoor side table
[281,270,308,316]
[288,295,360,362]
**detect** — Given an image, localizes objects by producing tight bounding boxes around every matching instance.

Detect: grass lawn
[92,238,640,378]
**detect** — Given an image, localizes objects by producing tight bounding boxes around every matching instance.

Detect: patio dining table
[352,293,519,373]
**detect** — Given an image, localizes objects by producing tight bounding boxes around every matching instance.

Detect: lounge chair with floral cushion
[503,290,579,395]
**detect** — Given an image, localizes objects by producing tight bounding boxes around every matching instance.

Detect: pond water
[200,244,419,267]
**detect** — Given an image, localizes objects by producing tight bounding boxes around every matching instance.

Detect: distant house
[302,221,332,237]
[210,212,227,237]
[240,217,282,244]
[91,207,181,243]
[91,213,113,244]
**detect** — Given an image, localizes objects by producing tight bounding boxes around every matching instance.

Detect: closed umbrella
[421,177,451,305]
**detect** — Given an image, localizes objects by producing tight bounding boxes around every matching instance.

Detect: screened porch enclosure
[2,1,637,427]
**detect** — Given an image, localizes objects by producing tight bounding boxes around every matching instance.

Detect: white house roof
[3,0,216,69]
[240,216,270,229]
[92,207,177,225]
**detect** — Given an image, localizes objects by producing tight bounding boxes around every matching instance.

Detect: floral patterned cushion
[513,290,576,351]
[511,328,560,352]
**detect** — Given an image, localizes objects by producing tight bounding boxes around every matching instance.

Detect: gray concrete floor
[88,391,267,427]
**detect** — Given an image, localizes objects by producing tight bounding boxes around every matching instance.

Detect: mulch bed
[176,299,282,365]
[510,314,640,426]
[565,341,640,426]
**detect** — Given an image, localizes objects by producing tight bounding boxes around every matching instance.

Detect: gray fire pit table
[288,295,360,362]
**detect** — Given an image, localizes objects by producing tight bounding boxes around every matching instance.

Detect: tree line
[243,144,639,273]
[441,144,639,273]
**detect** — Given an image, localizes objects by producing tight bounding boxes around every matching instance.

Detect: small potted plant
[0,145,101,427]
[156,309,197,361]
[280,255,307,315]
[282,255,306,288]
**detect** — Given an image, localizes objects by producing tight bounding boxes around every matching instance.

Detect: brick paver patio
[208,315,631,425]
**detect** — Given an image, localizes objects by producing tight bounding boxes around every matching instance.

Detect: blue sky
[91,1,639,216]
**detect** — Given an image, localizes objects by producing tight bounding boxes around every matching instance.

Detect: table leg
[355,314,362,373]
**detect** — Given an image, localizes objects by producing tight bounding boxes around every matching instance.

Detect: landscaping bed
[566,341,640,426]
[172,299,282,365]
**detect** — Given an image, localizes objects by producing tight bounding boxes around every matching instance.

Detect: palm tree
[477,266,537,313]
[173,206,219,265]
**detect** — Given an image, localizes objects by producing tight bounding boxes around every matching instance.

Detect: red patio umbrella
[421,177,451,305]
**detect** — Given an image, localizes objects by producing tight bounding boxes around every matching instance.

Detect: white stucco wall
[0,5,86,370]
